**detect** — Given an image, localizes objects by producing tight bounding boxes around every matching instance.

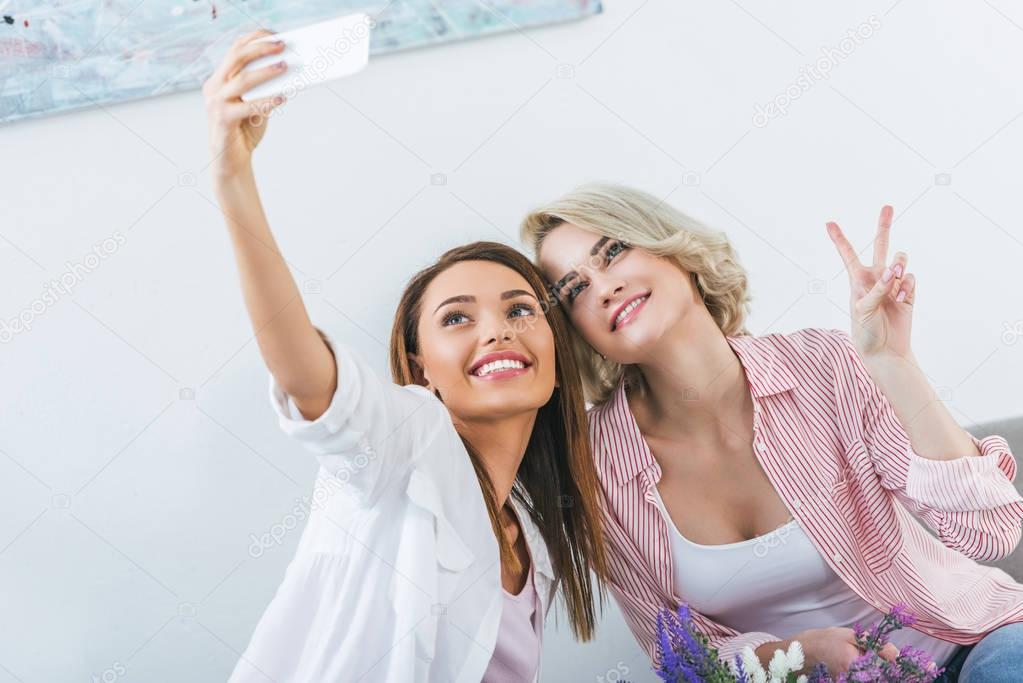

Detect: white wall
[2,1,1022,681]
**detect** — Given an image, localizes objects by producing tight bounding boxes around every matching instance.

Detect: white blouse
[228,327,555,683]
[649,485,962,667]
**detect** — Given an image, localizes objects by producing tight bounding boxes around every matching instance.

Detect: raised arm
[826,206,1023,559]
[203,30,334,421]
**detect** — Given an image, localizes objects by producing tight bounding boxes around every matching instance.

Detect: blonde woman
[520,183,1023,681]
[205,31,607,682]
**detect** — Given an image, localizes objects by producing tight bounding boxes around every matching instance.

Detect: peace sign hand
[827,205,916,360]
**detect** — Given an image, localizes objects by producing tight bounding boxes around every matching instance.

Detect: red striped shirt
[588,327,1023,665]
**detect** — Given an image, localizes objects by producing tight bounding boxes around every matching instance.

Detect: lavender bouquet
[651,602,944,683]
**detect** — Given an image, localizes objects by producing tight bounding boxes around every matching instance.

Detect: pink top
[589,327,1023,665]
[482,560,541,682]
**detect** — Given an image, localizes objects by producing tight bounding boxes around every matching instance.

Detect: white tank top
[649,486,961,667]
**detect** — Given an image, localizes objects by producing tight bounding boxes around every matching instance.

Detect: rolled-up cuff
[905,434,1021,512]
[267,326,364,445]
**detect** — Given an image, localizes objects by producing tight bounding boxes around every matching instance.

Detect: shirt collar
[599,334,800,486]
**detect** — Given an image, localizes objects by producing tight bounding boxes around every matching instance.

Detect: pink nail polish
[882,268,893,283]
[896,290,906,303]
[894,263,904,278]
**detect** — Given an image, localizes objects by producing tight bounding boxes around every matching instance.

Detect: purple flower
[648,602,941,682]
[651,604,736,682]
[808,662,835,683]
[732,653,750,683]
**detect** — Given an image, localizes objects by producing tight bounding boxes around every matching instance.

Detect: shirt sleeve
[832,328,1023,561]
[268,325,444,506]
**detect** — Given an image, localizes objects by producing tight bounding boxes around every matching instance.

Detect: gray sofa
[970,417,1023,579]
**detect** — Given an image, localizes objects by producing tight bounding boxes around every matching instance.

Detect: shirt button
[792,499,801,510]
[756,441,768,453]
[833,552,843,564]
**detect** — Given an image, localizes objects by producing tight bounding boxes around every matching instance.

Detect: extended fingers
[827,221,862,273]
[207,30,282,90]
[872,205,893,269]
[222,60,288,100]
[225,36,286,83]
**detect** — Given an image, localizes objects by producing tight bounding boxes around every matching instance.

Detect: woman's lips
[468,351,533,381]
[611,293,650,332]
[471,366,531,381]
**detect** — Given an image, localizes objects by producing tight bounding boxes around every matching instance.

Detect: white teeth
[474,359,526,376]
[614,296,648,328]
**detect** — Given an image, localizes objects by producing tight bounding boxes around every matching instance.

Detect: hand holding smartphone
[239,13,372,102]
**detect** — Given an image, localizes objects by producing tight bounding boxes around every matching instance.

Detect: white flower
[786,640,805,672]
[768,649,790,679]
[796,676,808,683]
[740,646,767,678]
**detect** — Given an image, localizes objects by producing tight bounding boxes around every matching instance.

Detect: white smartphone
[239,12,372,102]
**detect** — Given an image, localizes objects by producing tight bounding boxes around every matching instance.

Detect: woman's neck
[631,309,750,438]
[454,411,537,506]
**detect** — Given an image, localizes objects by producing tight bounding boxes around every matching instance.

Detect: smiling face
[412,260,557,422]
[537,221,701,365]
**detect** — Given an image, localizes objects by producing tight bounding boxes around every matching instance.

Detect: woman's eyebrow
[433,290,536,313]
[551,237,611,291]
[434,294,474,313]
[553,272,578,292]
[501,289,537,301]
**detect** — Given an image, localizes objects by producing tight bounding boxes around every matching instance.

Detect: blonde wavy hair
[520,182,752,406]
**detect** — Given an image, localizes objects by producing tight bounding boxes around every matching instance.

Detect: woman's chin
[466,392,548,419]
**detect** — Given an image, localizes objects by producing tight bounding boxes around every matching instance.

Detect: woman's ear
[407,353,431,388]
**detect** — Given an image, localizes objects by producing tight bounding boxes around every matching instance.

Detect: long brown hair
[389,241,608,640]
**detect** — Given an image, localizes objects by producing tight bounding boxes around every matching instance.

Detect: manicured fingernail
[882,267,894,283]
[894,263,903,278]
[274,60,286,69]
[896,290,907,303]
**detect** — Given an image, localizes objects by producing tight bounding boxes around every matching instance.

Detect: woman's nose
[481,313,514,345]
[598,277,625,306]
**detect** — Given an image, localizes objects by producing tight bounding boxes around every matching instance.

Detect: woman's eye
[566,281,588,302]
[442,311,469,326]
[509,303,536,318]
[605,240,628,263]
